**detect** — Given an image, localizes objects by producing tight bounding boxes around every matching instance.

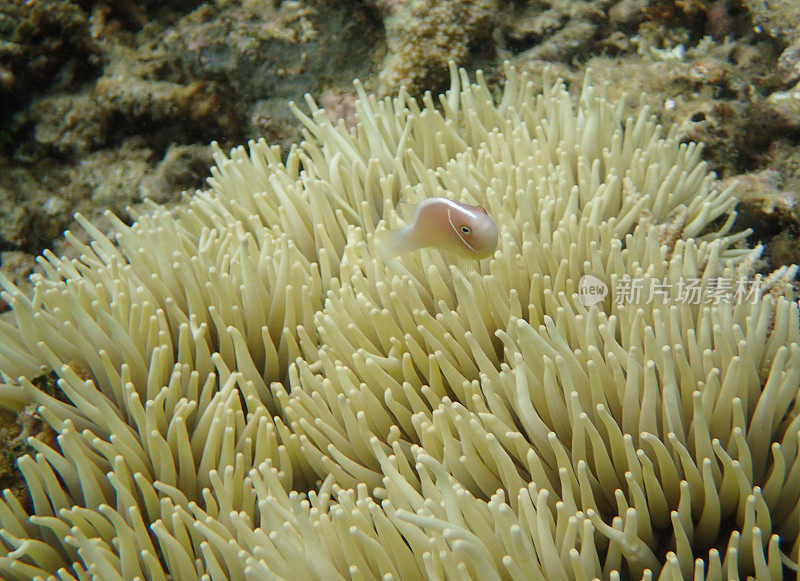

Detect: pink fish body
[376,197,499,260]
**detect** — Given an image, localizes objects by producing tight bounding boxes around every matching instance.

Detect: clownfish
[375,197,499,262]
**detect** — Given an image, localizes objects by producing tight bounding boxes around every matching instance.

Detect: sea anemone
[0,62,798,579]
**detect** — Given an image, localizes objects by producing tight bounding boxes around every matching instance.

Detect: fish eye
[459,225,471,235]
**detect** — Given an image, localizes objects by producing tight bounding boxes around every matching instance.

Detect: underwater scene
[1,0,800,579]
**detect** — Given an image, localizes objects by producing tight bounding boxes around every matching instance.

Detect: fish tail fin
[374,228,415,262]
[374,227,437,304]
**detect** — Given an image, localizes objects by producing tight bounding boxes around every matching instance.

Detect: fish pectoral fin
[452,255,479,277]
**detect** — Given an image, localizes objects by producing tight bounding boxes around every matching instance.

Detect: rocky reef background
[1,0,800,521]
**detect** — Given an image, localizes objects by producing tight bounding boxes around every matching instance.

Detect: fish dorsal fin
[396,202,418,224]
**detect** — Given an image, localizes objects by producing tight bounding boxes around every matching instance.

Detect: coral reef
[498,0,609,62]
[0,0,379,286]
[6,0,800,283]
[0,63,798,579]
[742,0,800,44]
[0,0,101,121]
[377,0,496,95]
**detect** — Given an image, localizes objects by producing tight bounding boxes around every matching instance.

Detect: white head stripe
[447,207,478,253]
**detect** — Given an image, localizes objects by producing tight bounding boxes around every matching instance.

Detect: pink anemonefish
[376,197,498,261]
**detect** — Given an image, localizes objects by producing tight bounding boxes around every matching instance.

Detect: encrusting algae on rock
[0,62,798,579]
